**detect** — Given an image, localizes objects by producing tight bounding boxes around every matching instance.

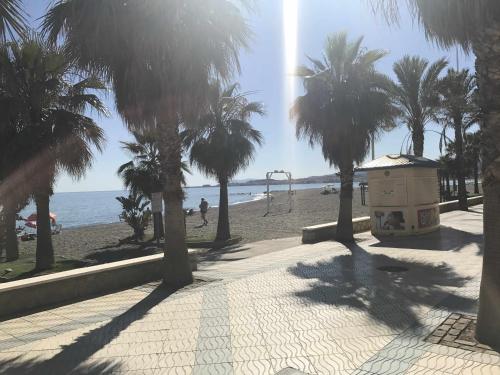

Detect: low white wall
[302,216,371,244]
[439,195,483,213]
[302,195,483,244]
[0,251,200,320]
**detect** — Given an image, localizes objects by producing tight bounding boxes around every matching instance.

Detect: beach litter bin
[356,154,440,236]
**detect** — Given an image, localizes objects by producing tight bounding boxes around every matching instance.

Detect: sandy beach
[13,182,483,266]
[14,187,368,263]
[187,187,369,244]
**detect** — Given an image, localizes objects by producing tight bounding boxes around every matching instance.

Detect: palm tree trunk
[0,212,4,260]
[446,174,451,200]
[454,120,468,210]
[157,121,192,287]
[412,127,424,157]
[336,166,354,242]
[216,176,230,241]
[438,171,444,202]
[473,22,500,347]
[159,212,164,238]
[4,202,19,261]
[153,212,165,240]
[474,162,480,194]
[35,191,54,270]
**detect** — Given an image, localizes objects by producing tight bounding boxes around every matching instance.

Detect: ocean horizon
[19,183,339,229]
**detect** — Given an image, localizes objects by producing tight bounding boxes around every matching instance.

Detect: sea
[18,183,338,229]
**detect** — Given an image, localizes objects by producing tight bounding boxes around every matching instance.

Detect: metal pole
[288,172,292,212]
[266,172,271,215]
[155,213,160,247]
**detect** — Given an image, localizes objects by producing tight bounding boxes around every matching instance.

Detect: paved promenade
[0,206,496,374]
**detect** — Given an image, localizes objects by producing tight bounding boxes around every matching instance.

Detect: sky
[26,0,475,192]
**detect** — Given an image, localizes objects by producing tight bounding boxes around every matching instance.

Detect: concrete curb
[302,195,484,244]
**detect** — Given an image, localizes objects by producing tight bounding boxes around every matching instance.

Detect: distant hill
[228,171,367,186]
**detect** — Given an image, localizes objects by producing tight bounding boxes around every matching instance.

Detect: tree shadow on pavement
[0,356,120,375]
[370,226,483,254]
[199,245,251,263]
[288,242,475,330]
[85,245,160,264]
[0,285,175,375]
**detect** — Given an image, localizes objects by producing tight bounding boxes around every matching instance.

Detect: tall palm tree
[118,130,165,199]
[438,154,453,200]
[118,129,190,240]
[390,55,447,156]
[464,131,481,194]
[291,32,397,242]
[43,0,251,287]
[183,82,264,241]
[372,0,500,347]
[0,89,30,261]
[438,69,478,210]
[0,0,27,40]
[0,36,106,270]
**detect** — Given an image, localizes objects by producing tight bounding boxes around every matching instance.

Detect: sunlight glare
[282,0,299,167]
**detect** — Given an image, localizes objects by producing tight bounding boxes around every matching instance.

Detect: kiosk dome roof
[356,154,439,171]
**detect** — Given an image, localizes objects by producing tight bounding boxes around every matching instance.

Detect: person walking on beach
[199,198,209,226]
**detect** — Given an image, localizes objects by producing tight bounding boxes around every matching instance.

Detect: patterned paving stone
[232,345,270,362]
[270,356,317,374]
[309,353,355,373]
[192,362,232,375]
[0,207,492,375]
[413,352,468,374]
[233,359,274,375]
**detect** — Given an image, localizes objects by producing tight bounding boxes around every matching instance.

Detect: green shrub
[116,193,152,240]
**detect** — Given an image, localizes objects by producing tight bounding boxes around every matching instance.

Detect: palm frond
[290,32,397,169]
[183,80,264,181]
[370,0,499,50]
[42,0,252,127]
[0,0,27,41]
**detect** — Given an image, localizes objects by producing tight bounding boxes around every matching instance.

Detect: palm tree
[0,0,27,40]
[291,32,397,242]
[372,0,500,347]
[183,82,264,241]
[118,130,165,198]
[43,0,251,287]
[118,130,164,241]
[0,96,30,261]
[438,69,478,210]
[464,131,481,194]
[118,129,190,240]
[390,55,447,156]
[437,154,453,200]
[0,36,106,270]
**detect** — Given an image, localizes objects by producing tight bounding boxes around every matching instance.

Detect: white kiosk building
[356,154,440,236]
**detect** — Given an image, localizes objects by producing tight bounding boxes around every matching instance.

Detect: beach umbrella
[25,221,37,229]
[26,212,57,224]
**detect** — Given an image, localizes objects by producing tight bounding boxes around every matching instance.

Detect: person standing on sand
[199,198,209,226]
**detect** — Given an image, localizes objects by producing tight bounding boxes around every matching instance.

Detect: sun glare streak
[283,0,299,170]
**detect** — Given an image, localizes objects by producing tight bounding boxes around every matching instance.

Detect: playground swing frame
[264,170,292,216]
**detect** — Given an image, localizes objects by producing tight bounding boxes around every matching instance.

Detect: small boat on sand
[320,184,338,195]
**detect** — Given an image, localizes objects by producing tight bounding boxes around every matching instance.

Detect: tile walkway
[0,205,497,374]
